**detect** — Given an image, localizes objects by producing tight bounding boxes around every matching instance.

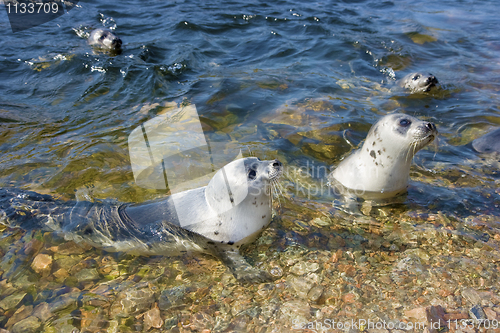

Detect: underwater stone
[0,292,26,311]
[462,287,482,305]
[469,304,486,320]
[31,253,52,275]
[11,316,41,333]
[290,261,319,275]
[159,286,187,310]
[75,268,100,282]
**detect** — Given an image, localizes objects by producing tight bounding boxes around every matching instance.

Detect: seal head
[329,113,437,199]
[88,28,122,51]
[400,72,439,93]
[188,157,283,247]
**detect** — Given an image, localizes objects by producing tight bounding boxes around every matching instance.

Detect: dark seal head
[88,28,122,51]
[400,72,439,93]
[329,113,438,199]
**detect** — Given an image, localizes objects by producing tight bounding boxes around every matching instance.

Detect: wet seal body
[88,28,122,52]
[328,114,437,199]
[472,128,500,154]
[0,157,283,283]
[399,72,439,93]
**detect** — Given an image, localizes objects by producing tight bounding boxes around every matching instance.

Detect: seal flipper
[217,248,273,284]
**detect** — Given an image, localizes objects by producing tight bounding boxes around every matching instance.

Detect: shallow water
[0,0,499,332]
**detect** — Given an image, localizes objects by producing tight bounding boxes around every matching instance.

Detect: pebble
[289,261,320,275]
[30,253,52,275]
[10,316,41,333]
[158,286,187,310]
[113,288,155,316]
[0,293,26,311]
[143,304,163,330]
[462,287,482,305]
[469,304,486,320]
[287,272,322,299]
[485,307,500,320]
[74,268,100,282]
[405,305,446,333]
[279,300,311,326]
[5,304,32,329]
[32,302,51,322]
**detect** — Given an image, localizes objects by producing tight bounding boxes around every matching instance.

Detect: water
[0,0,499,331]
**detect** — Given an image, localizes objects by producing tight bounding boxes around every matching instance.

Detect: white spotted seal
[328,114,437,199]
[399,72,439,93]
[0,157,283,283]
[472,128,500,154]
[88,28,122,51]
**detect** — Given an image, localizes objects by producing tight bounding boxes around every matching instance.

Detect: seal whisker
[405,142,415,163]
[270,179,283,210]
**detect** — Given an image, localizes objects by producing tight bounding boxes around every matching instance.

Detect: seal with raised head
[88,28,122,51]
[399,72,439,93]
[472,127,500,154]
[328,113,437,199]
[0,157,283,282]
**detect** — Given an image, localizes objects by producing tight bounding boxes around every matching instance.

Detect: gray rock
[159,286,187,310]
[0,292,26,311]
[469,304,487,320]
[11,316,41,333]
[462,287,482,305]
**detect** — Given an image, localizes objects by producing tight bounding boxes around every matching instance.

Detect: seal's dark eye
[248,169,257,180]
[399,119,411,127]
[99,34,106,40]
[412,75,420,80]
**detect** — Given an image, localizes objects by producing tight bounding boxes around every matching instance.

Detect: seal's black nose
[427,75,438,85]
[425,122,436,132]
[272,159,282,168]
[113,38,122,48]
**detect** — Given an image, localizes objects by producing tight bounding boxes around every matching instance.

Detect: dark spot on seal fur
[214,231,219,235]
[377,150,381,155]
[370,150,376,159]
[262,215,266,219]
[372,141,375,146]
[228,241,234,245]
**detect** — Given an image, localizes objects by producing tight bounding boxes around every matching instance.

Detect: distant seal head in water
[88,28,122,51]
[0,157,283,282]
[399,72,439,93]
[328,113,437,199]
[472,127,500,154]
